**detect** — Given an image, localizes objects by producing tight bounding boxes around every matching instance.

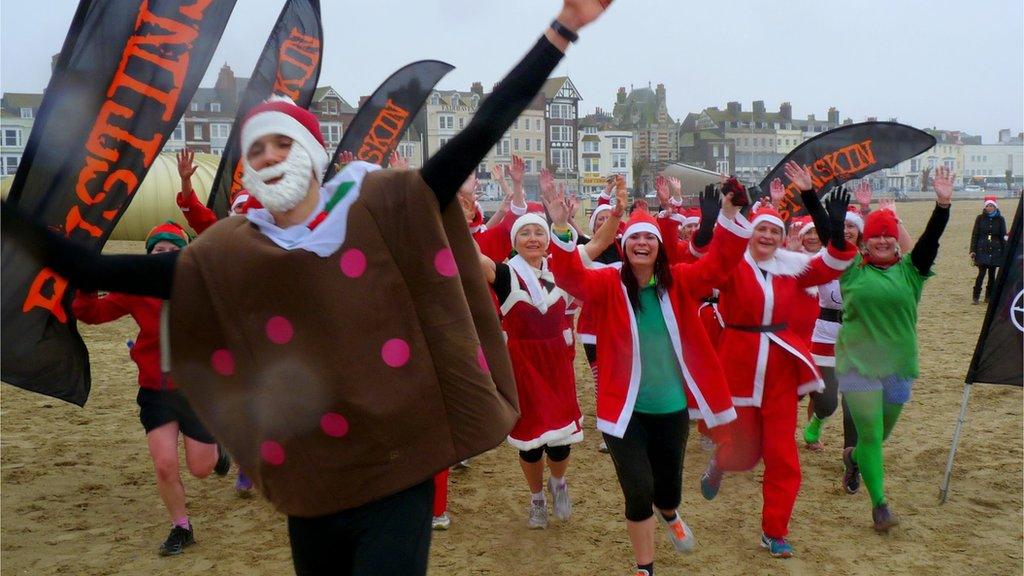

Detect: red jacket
[72,292,169,390]
[715,246,856,406]
[176,191,218,235]
[549,213,750,438]
[473,210,518,263]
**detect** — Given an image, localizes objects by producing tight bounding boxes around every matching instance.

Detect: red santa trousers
[433,469,449,516]
[715,346,801,539]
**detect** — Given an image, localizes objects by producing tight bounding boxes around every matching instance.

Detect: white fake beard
[243,144,315,213]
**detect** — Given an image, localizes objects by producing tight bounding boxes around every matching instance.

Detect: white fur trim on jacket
[822,247,855,271]
[510,200,529,216]
[719,212,753,238]
[752,248,812,277]
[549,224,579,252]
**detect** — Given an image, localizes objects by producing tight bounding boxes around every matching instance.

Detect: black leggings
[519,444,571,464]
[584,343,597,364]
[841,395,858,450]
[809,364,840,420]
[603,411,689,522]
[287,480,434,576]
[974,265,997,300]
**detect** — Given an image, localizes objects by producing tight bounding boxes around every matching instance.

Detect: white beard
[243,144,315,213]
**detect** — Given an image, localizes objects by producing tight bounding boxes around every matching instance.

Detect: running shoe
[842,447,861,495]
[454,459,472,470]
[158,525,195,556]
[872,503,899,533]
[803,415,823,450]
[759,533,794,558]
[700,459,723,501]
[631,570,651,576]
[658,511,696,553]
[548,477,572,521]
[527,501,548,529]
[235,471,253,497]
[214,445,231,476]
[598,440,609,454]
[432,512,451,531]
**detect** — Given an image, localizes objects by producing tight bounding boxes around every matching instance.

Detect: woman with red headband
[700,183,857,559]
[547,184,746,576]
[838,166,954,532]
[72,222,230,556]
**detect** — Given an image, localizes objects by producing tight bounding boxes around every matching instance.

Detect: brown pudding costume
[3,2,615,573]
[170,168,518,516]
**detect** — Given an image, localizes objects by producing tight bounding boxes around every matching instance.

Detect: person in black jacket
[970,196,1008,304]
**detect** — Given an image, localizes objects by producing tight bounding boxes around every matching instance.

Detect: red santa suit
[496,214,583,451]
[549,210,749,437]
[713,207,856,539]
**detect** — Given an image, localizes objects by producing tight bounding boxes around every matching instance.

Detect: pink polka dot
[339,249,367,278]
[381,338,411,368]
[260,440,285,466]
[433,248,457,277]
[211,349,234,376]
[320,413,349,438]
[266,316,293,345]
[476,346,490,374]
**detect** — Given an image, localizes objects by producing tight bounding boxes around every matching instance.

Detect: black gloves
[825,187,851,251]
[692,184,721,249]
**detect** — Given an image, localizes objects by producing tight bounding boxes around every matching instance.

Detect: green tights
[843,390,904,507]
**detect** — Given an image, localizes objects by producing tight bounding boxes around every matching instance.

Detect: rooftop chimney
[827,107,839,125]
[470,82,484,96]
[215,63,237,110]
[726,101,741,116]
[752,100,766,116]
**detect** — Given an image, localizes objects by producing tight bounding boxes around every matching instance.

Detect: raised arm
[582,174,626,261]
[2,203,177,298]
[420,1,612,210]
[910,165,953,276]
[72,291,132,324]
[675,190,751,298]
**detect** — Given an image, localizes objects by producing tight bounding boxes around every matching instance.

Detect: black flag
[1,0,236,405]
[759,122,936,221]
[207,0,322,217]
[966,197,1023,386]
[323,60,454,181]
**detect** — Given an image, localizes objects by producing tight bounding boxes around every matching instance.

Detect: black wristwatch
[550,20,579,43]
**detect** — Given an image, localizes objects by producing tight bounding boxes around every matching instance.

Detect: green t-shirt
[633,285,687,414]
[836,254,933,378]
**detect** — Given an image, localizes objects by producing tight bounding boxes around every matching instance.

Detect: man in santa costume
[700,191,857,559]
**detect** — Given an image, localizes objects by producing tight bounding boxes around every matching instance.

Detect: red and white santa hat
[620,209,662,246]
[510,213,550,245]
[863,209,899,240]
[845,205,864,233]
[669,207,700,227]
[589,204,613,233]
[241,95,330,179]
[750,205,786,231]
[795,215,816,236]
[230,191,251,213]
[984,195,998,208]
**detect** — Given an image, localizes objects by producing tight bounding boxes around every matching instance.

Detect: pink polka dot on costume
[339,249,367,278]
[260,440,285,466]
[211,349,235,376]
[381,338,411,368]
[320,412,350,438]
[265,316,294,345]
[476,346,490,374]
[433,248,457,277]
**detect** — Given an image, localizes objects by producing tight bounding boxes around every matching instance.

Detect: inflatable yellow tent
[1,152,222,241]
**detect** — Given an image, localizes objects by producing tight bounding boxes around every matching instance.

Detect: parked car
[965,185,982,193]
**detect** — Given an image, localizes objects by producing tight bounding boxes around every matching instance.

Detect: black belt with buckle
[819,309,843,323]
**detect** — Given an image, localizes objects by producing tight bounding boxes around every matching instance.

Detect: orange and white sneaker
[658,511,696,553]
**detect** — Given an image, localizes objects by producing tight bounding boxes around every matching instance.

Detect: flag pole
[939,382,973,504]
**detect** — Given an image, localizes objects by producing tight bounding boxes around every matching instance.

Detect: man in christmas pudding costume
[3,1,615,573]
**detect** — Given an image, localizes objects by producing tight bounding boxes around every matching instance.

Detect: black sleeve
[910,203,950,276]
[420,36,564,210]
[969,215,981,254]
[493,262,513,304]
[2,203,177,298]
[801,189,831,246]
[578,234,591,246]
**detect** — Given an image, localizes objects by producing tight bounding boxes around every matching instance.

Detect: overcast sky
[2,0,1021,143]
